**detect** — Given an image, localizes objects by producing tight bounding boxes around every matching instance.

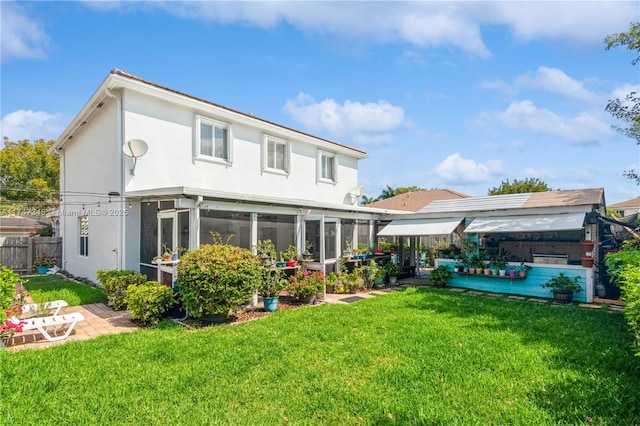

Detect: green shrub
[96,269,147,310]
[0,266,23,323]
[605,239,640,355]
[124,281,175,325]
[619,263,640,354]
[176,244,262,317]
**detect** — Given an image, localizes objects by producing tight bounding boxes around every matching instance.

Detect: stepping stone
[527,298,548,303]
[466,291,483,295]
[449,288,466,292]
[508,296,526,300]
[486,293,503,297]
[579,303,602,309]
[609,305,624,311]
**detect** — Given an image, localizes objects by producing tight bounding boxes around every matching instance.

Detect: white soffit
[377,218,463,236]
[464,213,586,234]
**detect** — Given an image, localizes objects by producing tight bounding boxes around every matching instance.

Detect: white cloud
[101,1,635,58]
[0,2,51,62]
[283,93,408,145]
[515,66,599,104]
[490,2,635,44]
[1,110,67,142]
[480,100,612,145]
[433,153,504,184]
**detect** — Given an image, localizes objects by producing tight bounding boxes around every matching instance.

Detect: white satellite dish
[348,186,364,205]
[122,139,148,175]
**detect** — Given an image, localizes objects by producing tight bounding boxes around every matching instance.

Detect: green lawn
[23,274,107,306]
[2,287,639,425]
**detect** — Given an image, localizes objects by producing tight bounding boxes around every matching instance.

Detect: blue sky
[1,1,639,205]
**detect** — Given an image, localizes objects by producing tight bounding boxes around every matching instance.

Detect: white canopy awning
[377,218,463,237]
[463,212,586,234]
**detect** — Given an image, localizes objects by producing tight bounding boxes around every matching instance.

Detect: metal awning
[377,218,463,236]
[464,212,586,234]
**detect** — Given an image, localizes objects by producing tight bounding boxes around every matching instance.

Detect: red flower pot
[285,260,298,267]
[580,240,595,254]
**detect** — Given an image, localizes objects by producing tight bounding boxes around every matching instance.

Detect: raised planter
[552,291,575,304]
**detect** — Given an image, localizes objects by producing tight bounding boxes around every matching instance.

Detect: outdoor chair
[21,300,68,317]
[8,312,85,342]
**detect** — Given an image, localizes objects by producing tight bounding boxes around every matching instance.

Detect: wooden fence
[0,236,62,275]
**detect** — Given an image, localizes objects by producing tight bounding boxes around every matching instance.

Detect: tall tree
[360,195,377,205]
[605,21,640,184]
[488,178,554,195]
[0,139,59,209]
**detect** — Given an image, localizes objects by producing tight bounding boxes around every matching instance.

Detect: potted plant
[256,239,277,267]
[259,267,286,312]
[33,253,56,274]
[429,265,453,287]
[469,253,485,274]
[517,262,532,278]
[343,240,353,258]
[343,270,364,294]
[384,262,402,285]
[280,244,299,267]
[287,269,324,303]
[325,272,340,293]
[541,273,582,304]
[302,240,314,261]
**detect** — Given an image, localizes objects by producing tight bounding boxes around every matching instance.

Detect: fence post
[27,237,34,274]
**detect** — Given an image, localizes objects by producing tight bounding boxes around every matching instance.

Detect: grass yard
[2,287,639,425]
[23,274,107,306]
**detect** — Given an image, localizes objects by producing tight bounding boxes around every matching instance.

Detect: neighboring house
[609,196,640,217]
[0,215,49,239]
[51,69,404,282]
[365,189,470,212]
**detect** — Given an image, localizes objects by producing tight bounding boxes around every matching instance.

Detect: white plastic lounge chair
[9,312,85,342]
[22,300,68,317]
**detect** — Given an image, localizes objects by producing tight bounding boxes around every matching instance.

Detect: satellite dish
[348,186,364,205]
[122,139,148,175]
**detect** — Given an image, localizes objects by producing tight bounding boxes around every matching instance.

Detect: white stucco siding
[121,91,360,205]
[59,100,122,280]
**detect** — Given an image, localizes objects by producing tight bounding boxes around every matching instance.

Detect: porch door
[156,210,190,285]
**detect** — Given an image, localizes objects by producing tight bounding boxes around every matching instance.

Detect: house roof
[0,215,49,232]
[53,69,367,159]
[609,196,640,208]
[415,188,605,218]
[365,189,470,212]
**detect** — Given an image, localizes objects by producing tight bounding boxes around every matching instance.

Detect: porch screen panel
[200,210,250,249]
[257,214,295,256]
[325,222,337,259]
[140,202,157,264]
[305,220,321,261]
[178,211,190,251]
[342,219,355,253]
[357,220,370,249]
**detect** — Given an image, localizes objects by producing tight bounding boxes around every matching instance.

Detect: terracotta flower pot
[580,240,595,254]
[580,256,595,268]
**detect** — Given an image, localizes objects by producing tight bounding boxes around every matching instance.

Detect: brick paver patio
[6,303,139,351]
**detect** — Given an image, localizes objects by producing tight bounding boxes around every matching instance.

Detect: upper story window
[263,135,290,174]
[196,115,232,164]
[317,150,337,183]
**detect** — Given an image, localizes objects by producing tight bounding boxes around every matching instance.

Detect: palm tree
[360,195,377,205]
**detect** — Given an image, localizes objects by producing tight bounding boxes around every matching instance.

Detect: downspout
[105,88,124,270]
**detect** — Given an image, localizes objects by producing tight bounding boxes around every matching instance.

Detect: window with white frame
[317,150,337,182]
[196,115,232,162]
[263,135,289,173]
[79,216,89,257]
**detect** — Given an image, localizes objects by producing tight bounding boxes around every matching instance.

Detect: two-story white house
[52,69,401,283]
